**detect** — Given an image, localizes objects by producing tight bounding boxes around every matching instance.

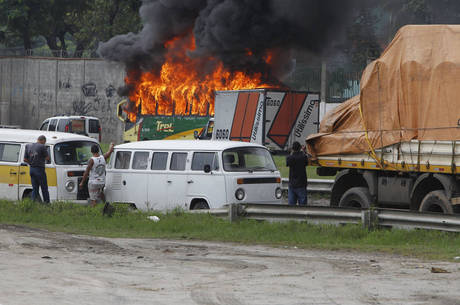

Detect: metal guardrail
[192,204,460,232]
[376,209,460,232]
[282,178,334,193]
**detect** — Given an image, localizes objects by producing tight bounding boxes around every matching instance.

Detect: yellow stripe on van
[17,166,58,187]
[0,164,19,184]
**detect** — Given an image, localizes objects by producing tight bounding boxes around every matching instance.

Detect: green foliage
[0,0,141,56]
[346,6,382,71]
[0,199,459,260]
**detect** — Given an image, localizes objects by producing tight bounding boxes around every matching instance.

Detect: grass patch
[272,155,335,179]
[1,200,459,261]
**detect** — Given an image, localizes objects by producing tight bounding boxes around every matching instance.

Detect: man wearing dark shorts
[286,141,309,206]
[24,135,50,203]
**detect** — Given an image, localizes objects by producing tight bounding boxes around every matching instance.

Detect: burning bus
[115,34,274,143]
[116,99,211,142]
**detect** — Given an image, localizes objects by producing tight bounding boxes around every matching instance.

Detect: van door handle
[167,180,172,183]
[10,170,17,175]
[20,171,26,175]
[187,180,194,184]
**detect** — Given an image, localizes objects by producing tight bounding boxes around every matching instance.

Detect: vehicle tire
[192,200,209,210]
[22,190,33,200]
[419,190,453,214]
[338,187,372,209]
[22,190,41,202]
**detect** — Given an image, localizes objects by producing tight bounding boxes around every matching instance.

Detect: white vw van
[0,129,100,202]
[105,140,282,210]
[39,115,101,142]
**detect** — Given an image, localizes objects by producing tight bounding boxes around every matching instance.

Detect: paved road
[0,224,459,305]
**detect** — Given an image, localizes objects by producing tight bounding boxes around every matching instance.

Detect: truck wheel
[338,187,372,209]
[419,190,453,214]
[192,200,209,210]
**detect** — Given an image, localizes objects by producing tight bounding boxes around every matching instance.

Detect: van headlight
[65,180,75,192]
[235,188,245,201]
[275,187,283,199]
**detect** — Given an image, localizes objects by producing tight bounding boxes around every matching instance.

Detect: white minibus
[40,115,101,142]
[105,140,283,210]
[0,129,101,202]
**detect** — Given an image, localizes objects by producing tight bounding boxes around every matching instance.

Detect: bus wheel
[419,190,453,214]
[338,187,372,209]
[22,190,33,200]
[192,200,209,210]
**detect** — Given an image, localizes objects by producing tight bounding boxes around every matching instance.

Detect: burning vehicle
[99,0,355,144]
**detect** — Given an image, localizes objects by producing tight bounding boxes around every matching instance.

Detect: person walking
[286,141,309,206]
[24,135,50,203]
[79,143,114,207]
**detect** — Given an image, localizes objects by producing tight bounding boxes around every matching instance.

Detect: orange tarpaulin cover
[307,25,460,157]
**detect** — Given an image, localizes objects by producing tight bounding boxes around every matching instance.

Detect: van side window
[89,119,100,133]
[57,119,70,132]
[0,143,21,162]
[151,152,168,170]
[192,152,218,171]
[48,119,58,131]
[40,120,49,131]
[170,153,187,171]
[46,146,51,164]
[132,152,149,170]
[114,151,131,169]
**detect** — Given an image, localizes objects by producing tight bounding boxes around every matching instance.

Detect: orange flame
[125,34,273,121]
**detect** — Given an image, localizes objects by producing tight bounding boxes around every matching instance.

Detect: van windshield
[54,141,99,165]
[222,147,276,172]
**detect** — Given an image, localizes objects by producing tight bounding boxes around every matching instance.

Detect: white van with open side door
[40,115,101,142]
[0,129,101,202]
[105,140,283,211]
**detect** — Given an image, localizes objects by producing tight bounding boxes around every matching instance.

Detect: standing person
[24,135,50,203]
[79,143,114,207]
[286,141,309,206]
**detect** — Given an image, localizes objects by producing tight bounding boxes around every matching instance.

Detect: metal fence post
[361,209,371,230]
[229,203,240,223]
[361,208,379,230]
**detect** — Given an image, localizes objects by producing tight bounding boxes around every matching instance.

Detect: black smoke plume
[99,0,360,92]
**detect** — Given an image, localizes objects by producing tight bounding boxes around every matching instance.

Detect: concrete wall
[0,57,125,143]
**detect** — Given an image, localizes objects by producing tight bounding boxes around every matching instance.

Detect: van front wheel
[192,200,209,210]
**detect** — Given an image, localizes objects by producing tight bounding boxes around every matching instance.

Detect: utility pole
[320,61,327,120]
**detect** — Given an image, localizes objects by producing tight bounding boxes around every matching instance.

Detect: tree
[346,6,382,71]
[67,0,142,57]
[382,0,460,42]
[0,0,41,49]
[0,0,141,56]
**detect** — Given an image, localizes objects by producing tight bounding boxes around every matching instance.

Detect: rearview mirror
[203,164,211,173]
[194,130,199,139]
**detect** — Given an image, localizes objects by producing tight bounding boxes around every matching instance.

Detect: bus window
[70,119,85,134]
[0,143,21,162]
[151,152,168,170]
[48,119,58,131]
[40,120,49,131]
[192,152,218,171]
[89,119,100,134]
[57,119,70,132]
[170,153,187,171]
[132,152,149,170]
[114,151,131,169]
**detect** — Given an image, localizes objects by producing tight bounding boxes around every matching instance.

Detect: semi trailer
[307,25,460,214]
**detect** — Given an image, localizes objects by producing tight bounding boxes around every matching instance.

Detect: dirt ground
[0,224,459,305]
